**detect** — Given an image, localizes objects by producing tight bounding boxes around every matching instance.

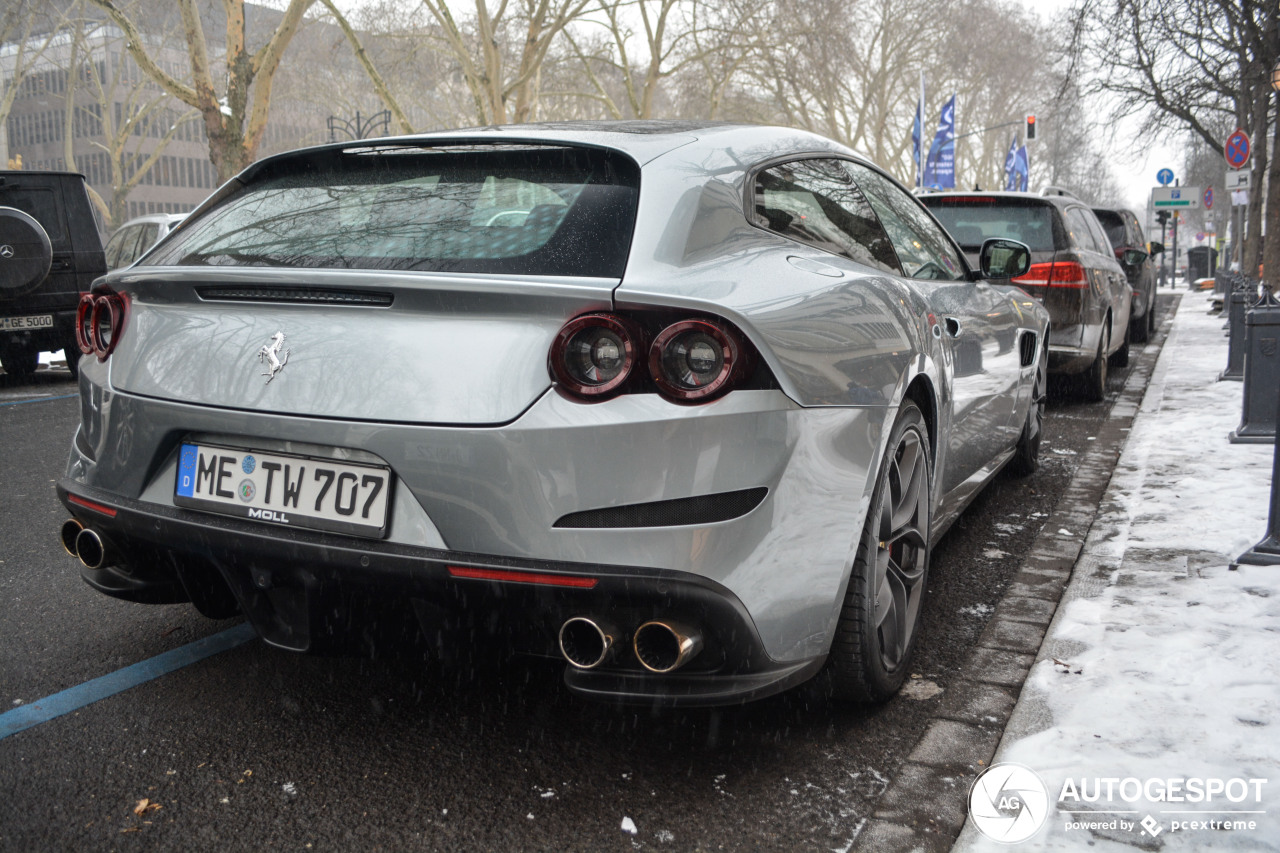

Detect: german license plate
[174,443,392,538]
[1,314,54,332]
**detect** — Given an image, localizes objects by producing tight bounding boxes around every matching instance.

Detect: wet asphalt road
[0,296,1172,851]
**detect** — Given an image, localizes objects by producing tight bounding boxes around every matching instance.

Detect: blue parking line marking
[0,393,78,408]
[0,622,256,741]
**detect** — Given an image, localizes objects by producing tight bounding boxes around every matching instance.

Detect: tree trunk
[1244,88,1269,277]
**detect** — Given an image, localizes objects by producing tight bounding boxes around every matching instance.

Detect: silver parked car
[59,122,1049,706]
[103,212,186,270]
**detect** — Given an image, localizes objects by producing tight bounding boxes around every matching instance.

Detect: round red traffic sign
[1225,129,1250,169]
[1204,186,1214,210]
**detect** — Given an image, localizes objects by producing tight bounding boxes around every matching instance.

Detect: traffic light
[1025,114,1037,141]
[1156,210,1170,227]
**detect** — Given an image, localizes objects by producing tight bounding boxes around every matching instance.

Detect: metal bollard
[1231,289,1280,443]
[1232,377,1280,568]
[1221,277,1251,381]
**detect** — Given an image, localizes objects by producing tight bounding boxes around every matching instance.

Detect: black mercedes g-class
[0,170,106,380]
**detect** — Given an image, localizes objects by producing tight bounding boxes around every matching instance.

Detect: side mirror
[0,206,54,297]
[978,238,1031,279]
[1121,248,1149,267]
[1148,241,1165,255]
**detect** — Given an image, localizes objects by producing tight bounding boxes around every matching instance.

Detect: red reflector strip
[447,565,598,589]
[67,494,118,518]
[936,196,997,203]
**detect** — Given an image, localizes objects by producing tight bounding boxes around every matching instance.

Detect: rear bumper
[58,480,826,707]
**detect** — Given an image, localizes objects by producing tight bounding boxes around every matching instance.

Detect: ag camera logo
[969,763,1050,843]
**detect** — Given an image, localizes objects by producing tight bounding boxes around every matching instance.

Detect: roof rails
[1040,185,1080,199]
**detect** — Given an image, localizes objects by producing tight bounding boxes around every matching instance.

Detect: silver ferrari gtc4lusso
[58,122,1048,707]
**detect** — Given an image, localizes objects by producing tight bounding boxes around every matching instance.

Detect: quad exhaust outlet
[632,620,702,673]
[558,617,619,670]
[59,519,114,570]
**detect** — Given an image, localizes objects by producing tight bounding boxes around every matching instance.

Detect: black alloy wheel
[829,401,932,703]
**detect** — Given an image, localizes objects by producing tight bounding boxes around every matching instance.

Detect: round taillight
[649,319,745,402]
[76,294,96,355]
[550,314,641,398]
[90,292,126,361]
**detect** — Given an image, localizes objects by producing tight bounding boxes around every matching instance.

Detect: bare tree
[1070,0,1279,275]
[87,0,317,182]
[418,0,594,125]
[59,22,199,225]
[1,2,76,166]
[314,0,416,132]
[560,0,726,120]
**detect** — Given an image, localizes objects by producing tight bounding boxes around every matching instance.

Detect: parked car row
[921,188,1162,402]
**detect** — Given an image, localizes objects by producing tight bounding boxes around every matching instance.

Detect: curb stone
[851,297,1181,853]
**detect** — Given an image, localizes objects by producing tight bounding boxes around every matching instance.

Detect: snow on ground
[956,295,1280,852]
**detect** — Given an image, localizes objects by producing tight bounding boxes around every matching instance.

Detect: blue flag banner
[923,95,956,190]
[1014,145,1030,192]
[1004,136,1019,191]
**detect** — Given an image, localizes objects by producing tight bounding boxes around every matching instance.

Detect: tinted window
[146,147,640,277]
[104,226,133,269]
[922,197,1057,252]
[851,165,966,280]
[1064,207,1103,253]
[752,158,900,273]
[1128,213,1146,247]
[1092,209,1127,249]
[0,186,66,245]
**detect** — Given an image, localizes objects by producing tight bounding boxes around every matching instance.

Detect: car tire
[0,346,39,377]
[1084,325,1109,402]
[828,400,932,703]
[1131,299,1150,344]
[1110,322,1130,367]
[1007,341,1047,477]
[1147,298,1157,336]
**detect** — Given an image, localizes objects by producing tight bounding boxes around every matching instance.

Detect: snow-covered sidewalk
[954,295,1280,851]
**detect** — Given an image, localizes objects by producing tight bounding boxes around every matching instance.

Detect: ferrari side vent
[1019,331,1039,367]
[554,487,768,529]
[197,286,393,306]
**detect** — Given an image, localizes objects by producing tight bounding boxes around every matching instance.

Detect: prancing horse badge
[257,331,290,384]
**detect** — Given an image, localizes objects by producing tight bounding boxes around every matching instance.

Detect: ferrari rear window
[145,146,640,277]
[921,198,1057,252]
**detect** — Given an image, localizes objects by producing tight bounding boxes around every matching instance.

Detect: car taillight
[549,312,759,404]
[1047,261,1089,288]
[649,319,748,403]
[1013,263,1054,286]
[1012,261,1089,289]
[76,290,127,361]
[548,313,642,398]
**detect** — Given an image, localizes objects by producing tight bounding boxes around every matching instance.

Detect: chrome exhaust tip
[633,620,702,673]
[60,518,84,557]
[75,527,108,570]
[558,617,618,670]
